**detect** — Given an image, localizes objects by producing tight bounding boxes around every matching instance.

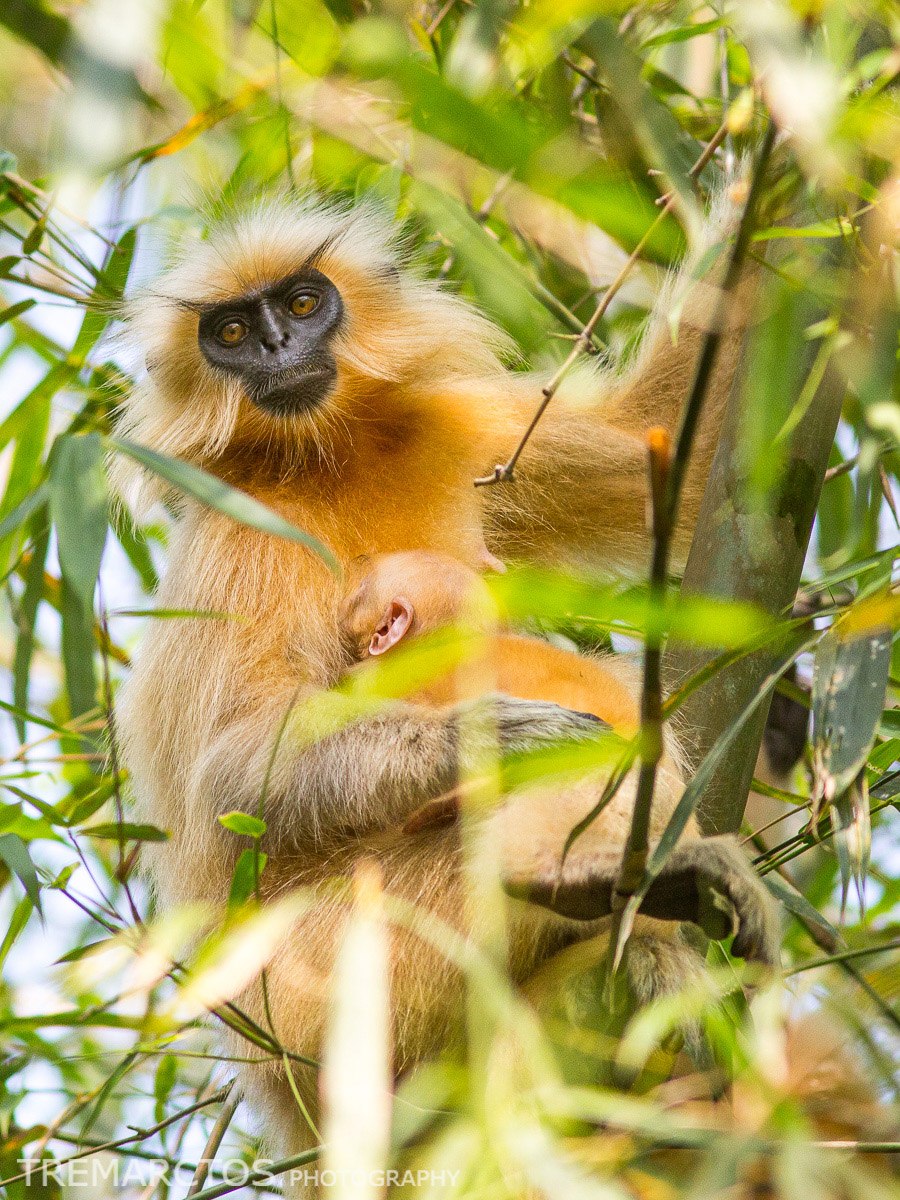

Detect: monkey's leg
[505,835,780,967]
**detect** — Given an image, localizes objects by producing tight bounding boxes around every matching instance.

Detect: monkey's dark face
[197,268,344,415]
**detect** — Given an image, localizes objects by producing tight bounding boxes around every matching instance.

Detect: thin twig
[787,937,900,975]
[474,119,730,488]
[604,429,672,974]
[2,1086,234,1189]
[188,1149,321,1200]
[425,0,457,38]
[824,453,860,482]
[878,462,899,527]
[185,1091,242,1196]
[562,53,604,91]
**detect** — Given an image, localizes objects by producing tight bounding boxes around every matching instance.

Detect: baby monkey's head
[340,551,496,662]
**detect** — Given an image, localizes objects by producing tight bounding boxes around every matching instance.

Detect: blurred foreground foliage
[0,1,897,1198]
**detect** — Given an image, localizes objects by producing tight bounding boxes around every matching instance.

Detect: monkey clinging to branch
[113,193,775,1188]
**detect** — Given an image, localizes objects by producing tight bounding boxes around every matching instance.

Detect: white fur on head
[111,194,513,514]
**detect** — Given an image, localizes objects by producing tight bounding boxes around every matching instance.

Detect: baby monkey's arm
[505,834,779,966]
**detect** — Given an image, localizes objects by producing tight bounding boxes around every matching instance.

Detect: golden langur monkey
[112,195,776,1188]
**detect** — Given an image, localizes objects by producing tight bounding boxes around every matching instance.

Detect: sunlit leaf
[228,848,267,910]
[110,438,339,572]
[218,811,267,838]
[0,832,41,912]
[812,626,891,809]
[831,772,872,917]
[11,504,49,740]
[50,433,108,612]
[83,822,169,842]
[322,862,391,1200]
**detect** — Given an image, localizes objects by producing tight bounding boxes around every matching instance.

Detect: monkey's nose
[257,303,291,353]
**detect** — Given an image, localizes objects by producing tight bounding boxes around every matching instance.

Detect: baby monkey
[340,550,778,963]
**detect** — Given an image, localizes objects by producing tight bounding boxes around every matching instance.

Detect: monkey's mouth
[244,363,337,417]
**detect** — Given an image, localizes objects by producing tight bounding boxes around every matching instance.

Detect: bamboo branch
[606,126,777,970]
[666,321,846,835]
[185,1092,242,1197]
[187,1149,321,1200]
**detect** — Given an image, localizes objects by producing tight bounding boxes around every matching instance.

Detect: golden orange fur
[113,195,770,1194]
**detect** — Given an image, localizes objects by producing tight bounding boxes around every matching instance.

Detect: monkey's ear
[369,598,413,656]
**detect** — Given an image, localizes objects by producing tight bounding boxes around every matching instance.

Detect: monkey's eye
[217,320,248,346]
[288,291,319,318]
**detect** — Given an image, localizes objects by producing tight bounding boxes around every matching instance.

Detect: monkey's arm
[195,690,606,848]
[504,834,779,966]
[480,269,755,573]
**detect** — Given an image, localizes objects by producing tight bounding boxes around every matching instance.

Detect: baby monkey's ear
[369,598,413,656]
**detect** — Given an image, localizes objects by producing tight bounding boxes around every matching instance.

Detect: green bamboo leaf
[50,433,108,612]
[762,870,844,951]
[0,482,47,541]
[832,772,872,917]
[112,507,159,593]
[153,1054,178,1122]
[55,937,113,964]
[47,862,78,891]
[492,568,774,647]
[228,848,267,910]
[78,1053,140,1142]
[0,831,42,913]
[407,179,556,352]
[0,364,56,544]
[640,17,725,49]
[0,896,32,970]
[11,506,50,740]
[61,577,97,720]
[812,626,891,808]
[110,438,339,572]
[98,226,137,297]
[67,776,121,825]
[84,822,169,842]
[21,203,48,254]
[752,218,855,241]
[49,434,108,721]
[580,19,698,220]
[68,228,138,362]
[218,812,267,838]
[0,297,35,326]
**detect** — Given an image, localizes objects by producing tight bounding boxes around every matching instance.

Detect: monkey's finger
[729,890,781,967]
[694,885,740,944]
[502,875,614,920]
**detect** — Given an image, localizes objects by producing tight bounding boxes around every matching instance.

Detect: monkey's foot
[505,834,780,967]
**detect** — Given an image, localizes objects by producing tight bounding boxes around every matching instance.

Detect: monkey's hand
[506,834,780,967]
[455,693,609,756]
